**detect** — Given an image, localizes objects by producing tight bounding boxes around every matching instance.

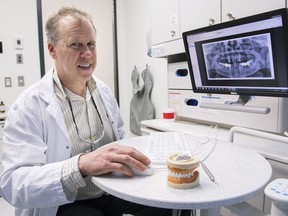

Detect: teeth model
[166,153,200,189]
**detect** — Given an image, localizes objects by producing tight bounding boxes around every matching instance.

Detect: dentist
[0,7,186,216]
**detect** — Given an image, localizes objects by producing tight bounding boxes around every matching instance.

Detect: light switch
[4,77,12,87]
[18,76,25,87]
[15,37,23,49]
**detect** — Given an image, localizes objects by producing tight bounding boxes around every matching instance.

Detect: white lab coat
[0,68,126,216]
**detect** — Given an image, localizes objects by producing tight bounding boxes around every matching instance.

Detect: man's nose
[80,45,94,57]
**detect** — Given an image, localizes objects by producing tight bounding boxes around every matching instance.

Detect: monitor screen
[182,8,288,97]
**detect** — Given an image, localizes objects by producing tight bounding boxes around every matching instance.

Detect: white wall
[116,0,168,134]
[0,0,41,109]
[0,0,116,111]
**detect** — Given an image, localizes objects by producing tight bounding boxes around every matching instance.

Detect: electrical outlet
[16,54,23,64]
[18,76,25,87]
[4,77,12,87]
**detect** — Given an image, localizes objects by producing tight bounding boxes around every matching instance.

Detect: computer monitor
[182,8,288,101]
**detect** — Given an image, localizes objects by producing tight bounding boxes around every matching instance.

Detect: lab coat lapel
[38,69,70,141]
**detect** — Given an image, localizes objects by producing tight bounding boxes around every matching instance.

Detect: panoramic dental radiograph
[204,34,273,79]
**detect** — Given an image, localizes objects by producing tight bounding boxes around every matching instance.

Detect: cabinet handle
[226,12,236,20]
[171,30,176,37]
[209,18,215,26]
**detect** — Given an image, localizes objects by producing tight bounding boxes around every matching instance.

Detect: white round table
[92,135,272,216]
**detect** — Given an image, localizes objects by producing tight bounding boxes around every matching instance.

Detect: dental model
[166,154,200,189]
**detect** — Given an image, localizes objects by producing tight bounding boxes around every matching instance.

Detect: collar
[52,68,97,100]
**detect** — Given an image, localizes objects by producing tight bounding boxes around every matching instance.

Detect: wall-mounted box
[169,89,288,134]
[168,61,288,134]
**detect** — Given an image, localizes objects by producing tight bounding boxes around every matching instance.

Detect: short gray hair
[45,7,96,46]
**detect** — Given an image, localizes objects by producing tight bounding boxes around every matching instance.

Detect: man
[0,7,190,216]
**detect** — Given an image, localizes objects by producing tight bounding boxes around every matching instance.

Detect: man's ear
[48,43,56,59]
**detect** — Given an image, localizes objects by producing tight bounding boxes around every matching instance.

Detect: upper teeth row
[79,64,90,67]
[168,170,195,179]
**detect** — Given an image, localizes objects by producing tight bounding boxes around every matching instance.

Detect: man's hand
[78,143,151,177]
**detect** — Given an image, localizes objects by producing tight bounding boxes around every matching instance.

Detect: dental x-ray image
[203,33,274,80]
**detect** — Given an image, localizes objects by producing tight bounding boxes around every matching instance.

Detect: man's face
[49,15,97,87]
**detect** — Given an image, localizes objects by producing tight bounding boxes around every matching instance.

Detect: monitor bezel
[182,8,288,97]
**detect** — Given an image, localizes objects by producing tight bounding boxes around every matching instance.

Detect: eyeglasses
[67,96,105,145]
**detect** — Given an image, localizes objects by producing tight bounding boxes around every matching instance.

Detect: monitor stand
[199,95,271,114]
[225,95,251,105]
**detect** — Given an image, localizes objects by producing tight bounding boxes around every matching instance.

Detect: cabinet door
[180,0,221,33]
[222,0,286,22]
[151,0,180,45]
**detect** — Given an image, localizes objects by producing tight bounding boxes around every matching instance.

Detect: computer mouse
[130,165,154,176]
[111,165,154,176]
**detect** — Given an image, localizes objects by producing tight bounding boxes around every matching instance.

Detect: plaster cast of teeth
[169,170,195,179]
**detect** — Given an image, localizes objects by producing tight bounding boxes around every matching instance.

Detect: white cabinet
[221,0,286,22]
[151,0,221,46]
[151,0,220,56]
[180,0,221,33]
[151,0,180,45]
[151,0,286,48]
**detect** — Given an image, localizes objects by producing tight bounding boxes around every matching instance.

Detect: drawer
[168,61,192,90]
